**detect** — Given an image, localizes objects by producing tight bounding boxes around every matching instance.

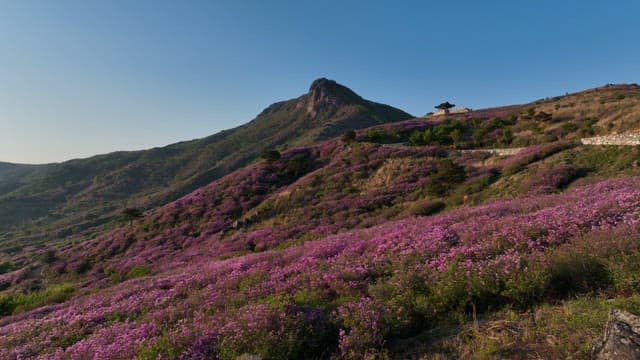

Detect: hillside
[0,78,412,254]
[2,83,640,359]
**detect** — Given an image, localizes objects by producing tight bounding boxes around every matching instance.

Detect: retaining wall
[581,134,640,146]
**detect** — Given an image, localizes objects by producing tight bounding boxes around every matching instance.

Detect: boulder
[593,309,640,359]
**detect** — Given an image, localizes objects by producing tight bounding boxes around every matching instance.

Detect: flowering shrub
[337,298,390,359]
[218,303,335,359]
[523,163,579,194]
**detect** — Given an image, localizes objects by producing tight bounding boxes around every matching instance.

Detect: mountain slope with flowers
[0,78,412,256]
[2,83,640,358]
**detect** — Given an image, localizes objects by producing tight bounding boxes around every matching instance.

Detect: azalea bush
[523,163,580,194]
[217,303,335,359]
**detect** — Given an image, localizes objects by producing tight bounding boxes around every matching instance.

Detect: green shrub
[0,261,17,275]
[534,111,553,121]
[447,170,499,205]
[73,260,91,274]
[471,127,487,145]
[367,129,399,143]
[217,303,336,360]
[126,264,151,279]
[498,128,513,146]
[0,295,13,316]
[501,260,550,308]
[342,130,357,143]
[408,121,467,146]
[408,130,426,146]
[409,200,445,216]
[278,152,313,184]
[546,253,612,298]
[426,160,466,196]
[41,250,57,264]
[0,283,75,316]
[260,149,281,162]
[122,207,143,225]
[429,262,502,319]
[561,122,578,134]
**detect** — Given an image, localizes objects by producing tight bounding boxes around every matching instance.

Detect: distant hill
[0,78,412,251]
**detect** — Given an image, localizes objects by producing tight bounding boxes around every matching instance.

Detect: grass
[392,294,640,359]
[386,223,640,359]
[0,282,75,316]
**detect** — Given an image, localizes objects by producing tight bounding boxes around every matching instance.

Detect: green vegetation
[426,159,467,196]
[341,130,357,143]
[126,264,152,279]
[398,295,640,359]
[408,121,467,146]
[122,207,143,225]
[0,261,17,274]
[0,283,74,316]
[409,200,446,216]
[40,249,57,264]
[137,334,195,360]
[366,128,400,143]
[260,149,281,162]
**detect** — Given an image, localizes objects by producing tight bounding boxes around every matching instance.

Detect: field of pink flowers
[50,141,467,281]
[3,171,640,358]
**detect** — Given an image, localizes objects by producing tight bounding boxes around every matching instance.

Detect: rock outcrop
[593,309,640,359]
[304,78,362,118]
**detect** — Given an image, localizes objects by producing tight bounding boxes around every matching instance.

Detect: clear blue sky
[1,0,639,164]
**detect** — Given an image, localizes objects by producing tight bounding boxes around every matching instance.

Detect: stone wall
[581,134,640,146]
[432,107,471,116]
[450,107,471,114]
[456,148,523,156]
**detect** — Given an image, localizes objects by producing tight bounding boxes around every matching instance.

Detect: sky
[1,1,639,164]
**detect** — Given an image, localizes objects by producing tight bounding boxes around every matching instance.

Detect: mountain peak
[308,77,337,93]
[304,78,362,117]
[309,77,330,89]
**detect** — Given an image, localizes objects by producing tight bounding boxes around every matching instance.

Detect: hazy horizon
[2,0,639,164]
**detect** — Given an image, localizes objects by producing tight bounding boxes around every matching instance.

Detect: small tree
[499,128,514,146]
[450,128,462,146]
[427,159,466,196]
[472,128,487,146]
[122,207,143,226]
[435,102,455,115]
[366,129,382,142]
[342,130,356,143]
[41,249,57,264]
[408,130,426,146]
[261,149,281,163]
